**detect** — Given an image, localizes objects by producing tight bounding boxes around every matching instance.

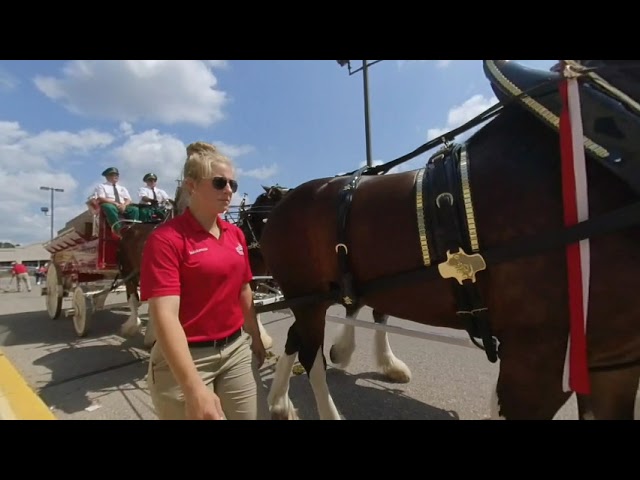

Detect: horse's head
[233,184,290,286]
[238,184,291,251]
[174,184,188,216]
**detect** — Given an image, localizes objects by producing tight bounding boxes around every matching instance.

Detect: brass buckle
[438,248,487,285]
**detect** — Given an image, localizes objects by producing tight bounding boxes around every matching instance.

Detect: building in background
[0,243,50,274]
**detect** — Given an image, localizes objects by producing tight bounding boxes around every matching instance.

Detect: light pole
[337,60,384,167]
[40,186,64,240]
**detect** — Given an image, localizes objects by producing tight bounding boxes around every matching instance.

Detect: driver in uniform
[138,173,172,222]
[94,167,140,235]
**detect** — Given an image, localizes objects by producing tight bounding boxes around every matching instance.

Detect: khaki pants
[147,331,269,420]
[15,273,31,292]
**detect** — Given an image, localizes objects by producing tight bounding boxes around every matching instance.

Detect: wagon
[41,200,141,337]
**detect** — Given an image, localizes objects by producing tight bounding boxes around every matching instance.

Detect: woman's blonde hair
[177,141,234,213]
[182,141,234,182]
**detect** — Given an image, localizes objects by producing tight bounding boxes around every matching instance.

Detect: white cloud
[107,132,272,199]
[119,121,134,137]
[33,60,229,127]
[108,130,188,199]
[427,93,498,141]
[0,69,18,92]
[21,129,114,158]
[204,60,229,69]
[213,141,255,158]
[0,168,81,245]
[397,60,425,69]
[237,164,278,180]
[0,121,116,244]
[396,60,453,69]
[0,121,28,144]
[0,121,115,173]
[0,117,275,245]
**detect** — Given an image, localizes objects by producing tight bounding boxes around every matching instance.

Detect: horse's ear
[262,185,270,192]
[270,188,285,201]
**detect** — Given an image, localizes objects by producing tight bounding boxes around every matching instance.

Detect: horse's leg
[120,279,142,337]
[268,325,300,420]
[269,303,341,420]
[584,365,640,420]
[371,310,412,383]
[576,394,596,420]
[257,314,273,350]
[298,304,341,420]
[328,304,362,369]
[309,345,342,420]
[490,339,572,420]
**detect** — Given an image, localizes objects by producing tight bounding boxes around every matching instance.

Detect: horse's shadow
[260,365,459,420]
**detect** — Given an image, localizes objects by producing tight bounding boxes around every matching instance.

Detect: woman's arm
[239,283,258,339]
[239,283,266,367]
[149,295,203,394]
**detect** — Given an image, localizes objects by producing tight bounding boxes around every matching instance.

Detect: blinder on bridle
[237,187,289,250]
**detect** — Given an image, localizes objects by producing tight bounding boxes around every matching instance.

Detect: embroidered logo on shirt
[189,247,208,255]
[236,244,244,256]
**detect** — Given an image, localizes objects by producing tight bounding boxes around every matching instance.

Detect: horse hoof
[261,335,273,350]
[381,358,412,383]
[328,344,351,367]
[121,321,141,337]
[270,407,299,420]
[383,366,412,383]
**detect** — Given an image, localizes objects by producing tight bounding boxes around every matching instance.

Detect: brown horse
[242,185,412,382]
[253,60,640,420]
[113,201,177,343]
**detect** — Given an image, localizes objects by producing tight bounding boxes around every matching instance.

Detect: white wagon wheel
[72,286,94,337]
[45,264,63,320]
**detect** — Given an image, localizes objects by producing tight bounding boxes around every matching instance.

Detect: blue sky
[0,59,556,245]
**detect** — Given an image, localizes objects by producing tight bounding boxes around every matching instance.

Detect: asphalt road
[0,285,635,420]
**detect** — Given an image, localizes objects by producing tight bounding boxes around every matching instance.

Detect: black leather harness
[254,61,640,369]
[334,143,498,362]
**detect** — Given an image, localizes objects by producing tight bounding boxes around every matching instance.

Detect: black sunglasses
[211,176,238,193]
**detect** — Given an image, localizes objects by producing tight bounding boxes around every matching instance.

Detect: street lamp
[336,60,384,167]
[40,186,64,240]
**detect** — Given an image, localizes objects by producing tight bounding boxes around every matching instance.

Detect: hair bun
[186,141,217,157]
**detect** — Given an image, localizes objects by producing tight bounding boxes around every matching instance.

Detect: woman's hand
[250,336,266,367]
[184,384,225,420]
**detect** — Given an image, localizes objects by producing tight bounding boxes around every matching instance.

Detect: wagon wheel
[45,264,63,320]
[72,286,94,337]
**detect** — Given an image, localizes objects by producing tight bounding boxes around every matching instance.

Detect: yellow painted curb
[0,349,56,420]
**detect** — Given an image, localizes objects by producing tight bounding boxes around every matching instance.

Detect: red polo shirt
[12,264,27,275]
[139,208,253,342]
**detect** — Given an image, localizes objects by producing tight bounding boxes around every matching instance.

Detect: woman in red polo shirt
[140,141,267,420]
